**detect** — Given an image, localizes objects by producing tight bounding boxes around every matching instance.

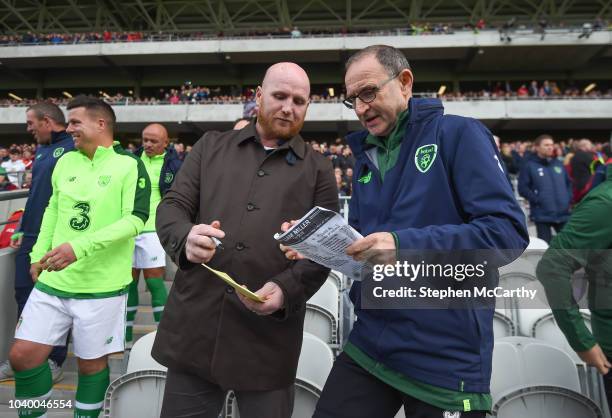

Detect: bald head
[142,123,169,157]
[255,62,311,143]
[261,62,310,96]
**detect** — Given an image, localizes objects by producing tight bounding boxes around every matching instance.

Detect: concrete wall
[1,31,609,59]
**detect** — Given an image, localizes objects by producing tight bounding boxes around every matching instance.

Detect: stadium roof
[0,0,610,35]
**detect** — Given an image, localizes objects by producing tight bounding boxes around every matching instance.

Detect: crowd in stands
[1,79,610,108]
[440,80,612,100]
[0,18,609,47]
[0,144,35,191]
[2,133,609,201]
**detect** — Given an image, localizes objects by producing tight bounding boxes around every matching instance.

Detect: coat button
[226,286,235,294]
[170,240,177,249]
[235,242,245,251]
[246,203,255,211]
[257,169,266,177]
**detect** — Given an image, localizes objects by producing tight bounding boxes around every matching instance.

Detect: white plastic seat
[492,385,603,418]
[520,248,547,270]
[498,258,545,311]
[126,331,167,373]
[327,271,343,291]
[492,337,582,399]
[493,309,516,339]
[305,280,340,345]
[103,370,166,418]
[308,280,339,320]
[297,332,334,390]
[527,236,549,250]
[518,308,592,364]
[226,333,333,418]
[490,337,604,418]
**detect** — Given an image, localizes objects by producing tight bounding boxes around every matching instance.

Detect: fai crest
[98,175,111,187]
[164,172,174,184]
[443,412,461,418]
[53,147,65,158]
[554,166,562,174]
[415,144,438,173]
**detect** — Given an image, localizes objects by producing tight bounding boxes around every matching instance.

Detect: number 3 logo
[69,202,91,231]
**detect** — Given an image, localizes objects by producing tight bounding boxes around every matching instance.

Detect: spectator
[0,167,17,191]
[291,26,302,38]
[0,147,9,163]
[1,149,27,187]
[22,150,34,170]
[517,84,529,97]
[528,80,539,96]
[173,142,185,160]
[518,135,572,243]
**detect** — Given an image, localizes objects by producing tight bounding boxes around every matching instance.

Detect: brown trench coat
[151,123,339,390]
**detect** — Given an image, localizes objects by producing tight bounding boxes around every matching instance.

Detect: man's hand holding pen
[185,220,225,264]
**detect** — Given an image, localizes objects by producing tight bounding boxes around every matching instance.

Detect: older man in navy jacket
[518,134,572,243]
[307,45,529,418]
[0,102,74,384]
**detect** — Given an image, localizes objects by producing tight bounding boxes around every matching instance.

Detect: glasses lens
[360,89,376,103]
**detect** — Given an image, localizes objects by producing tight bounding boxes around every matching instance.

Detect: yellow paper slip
[201,263,265,303]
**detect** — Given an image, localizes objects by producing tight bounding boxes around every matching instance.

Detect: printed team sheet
[274,206,364,281]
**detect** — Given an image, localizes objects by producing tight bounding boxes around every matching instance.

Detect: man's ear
[255,86,263,107]
[399,69,414,94]
[98,117,107,133]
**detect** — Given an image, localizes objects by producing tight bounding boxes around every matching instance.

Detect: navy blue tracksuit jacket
[346,98,528,394]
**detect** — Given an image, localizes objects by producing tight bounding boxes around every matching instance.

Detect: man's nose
[355,99,369,115]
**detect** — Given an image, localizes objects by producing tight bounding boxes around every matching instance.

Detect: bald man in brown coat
[152,63,338,418]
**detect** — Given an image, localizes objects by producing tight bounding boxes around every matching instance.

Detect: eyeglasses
[343,73,399,109]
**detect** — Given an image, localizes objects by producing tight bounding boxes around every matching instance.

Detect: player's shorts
[133,232,167,269]
[15,288,127,359]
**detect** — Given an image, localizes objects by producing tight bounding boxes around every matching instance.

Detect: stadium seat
[126,331,166,373]
[327,270,344,291]
[103,369,166,418]
[527,236,549,250]
[498,257,545,311]
[305,280,340,346]
[297,332,334,389]
[517,308,592,364]
[226,333,333,418]
[493,309,517,339]
[520,248,547,269]
[491,337,602,418]
[492,336,582,395]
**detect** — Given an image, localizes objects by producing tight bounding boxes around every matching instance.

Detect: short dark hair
[345,45,411,76]
[26,101,66,126]
[534,134,553,147]
[66,96,116,132]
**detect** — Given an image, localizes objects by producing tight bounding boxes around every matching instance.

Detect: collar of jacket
[346,97,444,157]
[236,120,306,160]
[50,130,70,145]
[534,155,552,165]
[135,145,175,160]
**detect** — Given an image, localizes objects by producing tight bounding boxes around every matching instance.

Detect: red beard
[257,103,304,141]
